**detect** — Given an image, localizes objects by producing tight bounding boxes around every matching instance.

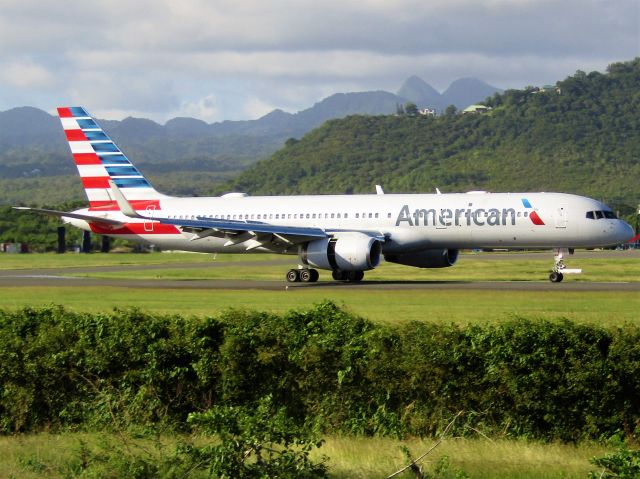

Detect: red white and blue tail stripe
[57,107,166,211]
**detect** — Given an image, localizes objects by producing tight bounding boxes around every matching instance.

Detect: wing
[13,207,126,227]
[159,216,328,249]
[107,180,328,250]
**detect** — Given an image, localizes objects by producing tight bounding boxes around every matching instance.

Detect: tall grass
[0,433,611,479]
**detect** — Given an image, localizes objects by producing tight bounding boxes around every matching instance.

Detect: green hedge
[0,303,638,441]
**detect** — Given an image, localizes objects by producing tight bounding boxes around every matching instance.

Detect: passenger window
[337,213,341,218]
[375,213,379,219]
[344,213,348,218]
[387,213,392,218]
[369,213,373,218]
[355,213,359,218]
[312,214,316,219]
[331,213,335,218]
[306,214,310,219]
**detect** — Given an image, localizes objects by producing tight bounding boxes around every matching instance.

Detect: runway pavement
[1,250,638,292]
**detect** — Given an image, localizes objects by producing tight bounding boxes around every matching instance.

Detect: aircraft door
[555,205,567,228]
[144,205,156,232]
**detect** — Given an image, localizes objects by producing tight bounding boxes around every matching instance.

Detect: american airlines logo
[396,199,545,227]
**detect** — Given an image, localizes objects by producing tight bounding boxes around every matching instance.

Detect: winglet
[109,180,144,218]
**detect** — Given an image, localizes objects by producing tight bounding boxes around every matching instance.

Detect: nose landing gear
[549,248,582,283]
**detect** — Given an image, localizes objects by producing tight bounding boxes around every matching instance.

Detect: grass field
[0,432,612,479]
[1,251,638,325]
[0,251,637,477]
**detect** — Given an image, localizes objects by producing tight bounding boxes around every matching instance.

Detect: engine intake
[302,233,382,271]
[384,248,459,268]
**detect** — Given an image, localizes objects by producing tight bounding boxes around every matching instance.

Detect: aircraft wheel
[332,270,346,281]
[286,269,300,282]
[299,269,312,282]
[549,271,564,283]
[309,269,320,282]
[347,271,364,282]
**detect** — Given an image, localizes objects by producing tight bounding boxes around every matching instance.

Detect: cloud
[0,59,54,89]
[0,0,637,121]
[178,95,221,123]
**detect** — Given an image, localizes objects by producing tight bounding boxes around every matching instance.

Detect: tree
[444,104,458,116]
[404,102,418,116]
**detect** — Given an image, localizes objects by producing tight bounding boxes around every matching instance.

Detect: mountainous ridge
[231,59,640,214]
[0,75,501,180]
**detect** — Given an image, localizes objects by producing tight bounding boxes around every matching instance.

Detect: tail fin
[57,106,166,211]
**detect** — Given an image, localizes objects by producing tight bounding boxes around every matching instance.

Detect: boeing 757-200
[14,107,634,283]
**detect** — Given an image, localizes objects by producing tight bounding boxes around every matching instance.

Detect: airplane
[14,106,635,283]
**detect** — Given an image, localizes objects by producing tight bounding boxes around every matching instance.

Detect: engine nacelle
[384,248,459,268]
[302,233,382,271]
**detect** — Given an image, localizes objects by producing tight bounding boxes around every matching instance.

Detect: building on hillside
[418,107,436,117]
[462,104,492,114]
[532,85,562,94]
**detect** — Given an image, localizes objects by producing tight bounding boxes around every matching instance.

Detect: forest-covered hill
[233,58,639,214]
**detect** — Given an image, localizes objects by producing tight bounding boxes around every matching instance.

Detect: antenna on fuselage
[375,185,385,195]
[436,188,442,195]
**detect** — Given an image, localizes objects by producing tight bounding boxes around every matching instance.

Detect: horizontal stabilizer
[13,207,125,227]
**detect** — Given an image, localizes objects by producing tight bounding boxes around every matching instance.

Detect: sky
[0,0,637,123]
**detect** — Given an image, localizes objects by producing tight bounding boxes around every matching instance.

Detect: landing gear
[286,269,300,282]
[286,268,319,283]
[549,248,581,283]
[549,271,564,283]
[332,270,364,282]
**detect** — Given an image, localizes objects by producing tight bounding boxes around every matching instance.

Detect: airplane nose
[618,221,635,244]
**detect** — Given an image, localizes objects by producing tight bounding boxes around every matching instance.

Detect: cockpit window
[587,210,618,220]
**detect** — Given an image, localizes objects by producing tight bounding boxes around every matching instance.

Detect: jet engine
[302,233,382,271]
[384,248,459,268]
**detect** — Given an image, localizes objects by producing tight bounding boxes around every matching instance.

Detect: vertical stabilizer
[57,106,166,211]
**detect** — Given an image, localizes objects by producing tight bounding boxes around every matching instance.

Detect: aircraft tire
[286,269,300,282]
[309,269,320,282]
[549,271,564,283]
[347,271,364,282]
[332,270,346,281]
[299,269,312,282]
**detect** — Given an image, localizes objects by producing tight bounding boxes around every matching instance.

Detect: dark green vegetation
[1,302,638,443]
[589,442,640,478]
[233,59,640,217]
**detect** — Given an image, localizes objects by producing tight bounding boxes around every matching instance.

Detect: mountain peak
[443,78,502,108]
[397,76,441,105]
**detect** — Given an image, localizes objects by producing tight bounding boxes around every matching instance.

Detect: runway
[1,250,638,292]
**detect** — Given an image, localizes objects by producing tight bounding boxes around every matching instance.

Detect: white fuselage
[66,191,634,254]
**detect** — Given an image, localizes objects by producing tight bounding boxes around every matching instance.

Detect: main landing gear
[549,248,582,283]
[286,268,319,283]
[332,270,364,282]
[285,268,366,283]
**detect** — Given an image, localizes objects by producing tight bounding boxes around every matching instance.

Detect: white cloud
[178,95,221,123]
[0,59,54,89]
[0,0,636,121]
[243,97,277,119]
